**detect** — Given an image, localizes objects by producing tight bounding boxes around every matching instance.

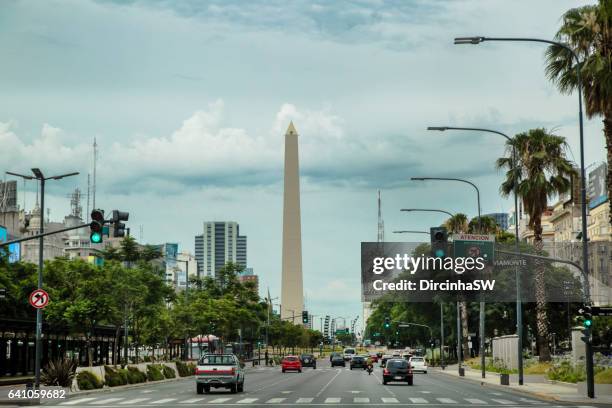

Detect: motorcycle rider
[366,355,374,374]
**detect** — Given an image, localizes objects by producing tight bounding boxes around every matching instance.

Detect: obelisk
[281,121,304,324]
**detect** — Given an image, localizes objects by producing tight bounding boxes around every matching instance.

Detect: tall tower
[281,122,304,323]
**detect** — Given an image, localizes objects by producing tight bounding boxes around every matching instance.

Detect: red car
[281,356,302,373]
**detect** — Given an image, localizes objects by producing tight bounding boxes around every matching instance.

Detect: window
[199,355,236,365]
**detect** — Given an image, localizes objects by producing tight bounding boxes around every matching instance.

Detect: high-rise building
[483,212,509,231]
[195,222,247,278]
[281,122,304,322]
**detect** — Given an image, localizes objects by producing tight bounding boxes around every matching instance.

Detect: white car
[409,356,427,373]
[343,348,356,361]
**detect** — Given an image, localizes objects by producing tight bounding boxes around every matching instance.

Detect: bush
[595,368,612,384]
[104,366,128,387]
[524,362,552,375]
[162,365,176,379]
[41,358,77,387]
[175,361,195,377]
[547,361,586,383]
[146,364,165,381]
[76,371,104,390]
[126,366,147,384]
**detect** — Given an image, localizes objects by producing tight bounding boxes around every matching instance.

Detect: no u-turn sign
[29,289,49,309]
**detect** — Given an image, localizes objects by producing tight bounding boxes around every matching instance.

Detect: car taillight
[383,368,389,375]
[231,367,236,375]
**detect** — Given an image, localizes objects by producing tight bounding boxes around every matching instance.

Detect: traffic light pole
[0,223,91,247]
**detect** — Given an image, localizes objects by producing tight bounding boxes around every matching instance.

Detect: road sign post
[29,289,50,309]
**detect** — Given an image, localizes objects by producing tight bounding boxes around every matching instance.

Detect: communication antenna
[92,137,97,210]
[86,174,90,222]
[377,190,384,243]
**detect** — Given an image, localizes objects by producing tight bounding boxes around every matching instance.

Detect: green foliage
[595,368,612,384]
[76,371,104,390]
[104,366,128,387]
[466,358,516,375]
[175,361,194,377]
[146,364,165,381]
[523,361,552,375]
[547,361,586,383]
[126,366,147,384]
[162,365,176,379]
[41,358,77,387]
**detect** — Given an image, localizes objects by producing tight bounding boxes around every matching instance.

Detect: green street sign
[453,233,495,264]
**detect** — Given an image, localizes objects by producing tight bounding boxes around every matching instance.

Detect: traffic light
[384,317,391,329]
[302,311,309,324]
[583,305,593,328]
[90,209,105,244]
[112,210,129,238]
[430,226,448,258]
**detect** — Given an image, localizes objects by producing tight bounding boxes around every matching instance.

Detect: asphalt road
[40,360,605,407]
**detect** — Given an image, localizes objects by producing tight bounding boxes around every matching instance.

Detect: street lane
[41,360,607,407]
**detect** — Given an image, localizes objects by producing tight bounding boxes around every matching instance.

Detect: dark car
[382,358,413,385]
[350,356,367,370]
[300,353,317,369]
[330,353,345,367]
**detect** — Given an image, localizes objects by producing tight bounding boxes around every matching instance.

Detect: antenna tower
[377,190,384,243]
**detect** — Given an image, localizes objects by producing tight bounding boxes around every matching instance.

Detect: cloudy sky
[0,0,604,332]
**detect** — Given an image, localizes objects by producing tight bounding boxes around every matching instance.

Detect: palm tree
[468,216,499,235]
[545,0,612,224]
[497,128,575,361]
[443,213,471,358]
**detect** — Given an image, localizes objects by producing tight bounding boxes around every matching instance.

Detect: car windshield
[199,355,235,365]
[411,357,424,362]
[285,357,298,361]
[387,360,408,368]
[353,356,364,361]
[301,354,313,358]
[344,349,355,354]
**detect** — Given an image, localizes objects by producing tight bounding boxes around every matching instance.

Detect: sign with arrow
[29,289,49,309]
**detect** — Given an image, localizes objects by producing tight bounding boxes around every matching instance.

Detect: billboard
[0,180,17,210]
[588,163,608,209]
[0,225,20,263]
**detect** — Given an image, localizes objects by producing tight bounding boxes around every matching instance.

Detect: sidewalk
[434,364,612,404]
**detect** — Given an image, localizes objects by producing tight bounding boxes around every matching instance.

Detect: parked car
[343,347,356,361]
[331,353,346,367]
[300,353,317,369]
[382,358,413,385]
[350,355,367,370]
[195,354,245,394]
[281,356,302,373]
[409,356,427,373]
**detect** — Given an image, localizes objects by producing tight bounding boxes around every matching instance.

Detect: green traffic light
[435,249,445,257]
[90,232,102,243]
[584,319,592,327]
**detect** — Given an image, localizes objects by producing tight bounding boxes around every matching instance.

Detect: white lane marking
[89,398,123,404]
[437,398,457,403]
[576,406,598,408]
[296,398,314,403]
[237,398,258,403]
[118,398,151,404]
[492,399,516,405]
[491,392,503,396]
[151,398,176,404]
[61,398,97,405]
[141,390,155,394]
[420,391,431,394]
[325,397,341,403]
[382,397,399,403]
[519,398,544,404]
[266,398,286,403]
[180,398,206,403]
[208,398,232,403]
[410,398,428,403]
[281,391,292,394]
[315,369,342,397]
[465,398,487,404]
[354,397,370,403]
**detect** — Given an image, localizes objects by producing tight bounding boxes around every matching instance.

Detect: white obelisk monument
[281,122,304,323]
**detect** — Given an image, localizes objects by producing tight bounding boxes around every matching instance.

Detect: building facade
[483,212,509,231]
[195,222,247,278]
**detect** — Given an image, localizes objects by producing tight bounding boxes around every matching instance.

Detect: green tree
[497,128,575,361]
[545,0,612,224]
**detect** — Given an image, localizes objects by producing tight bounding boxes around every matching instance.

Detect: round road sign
[29,289,49,309]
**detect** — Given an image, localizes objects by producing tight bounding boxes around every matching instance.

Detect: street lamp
[427,125,524,384]
[392,230,430,235]
[401,208,454,219]
[411,176,484,377]
[6,169,79,388]
[454,35,592,396]
[175,259,191,360]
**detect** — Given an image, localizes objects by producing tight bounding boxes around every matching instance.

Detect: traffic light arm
[0,223,91,247]
[398,322,433,339]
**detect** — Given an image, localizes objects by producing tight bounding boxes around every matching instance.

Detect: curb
[69,376,193,397]
[433,368,561,402]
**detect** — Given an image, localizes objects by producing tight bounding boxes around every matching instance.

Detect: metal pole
[456,301,462,374]
[124,304,129,364]
[34,177,44,388]
[440,303,445,369]
[514,146,524,385]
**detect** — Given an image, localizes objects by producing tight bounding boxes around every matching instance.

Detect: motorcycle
[366,364,373,375]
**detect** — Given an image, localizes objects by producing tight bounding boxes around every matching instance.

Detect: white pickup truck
[195,354,245,394]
